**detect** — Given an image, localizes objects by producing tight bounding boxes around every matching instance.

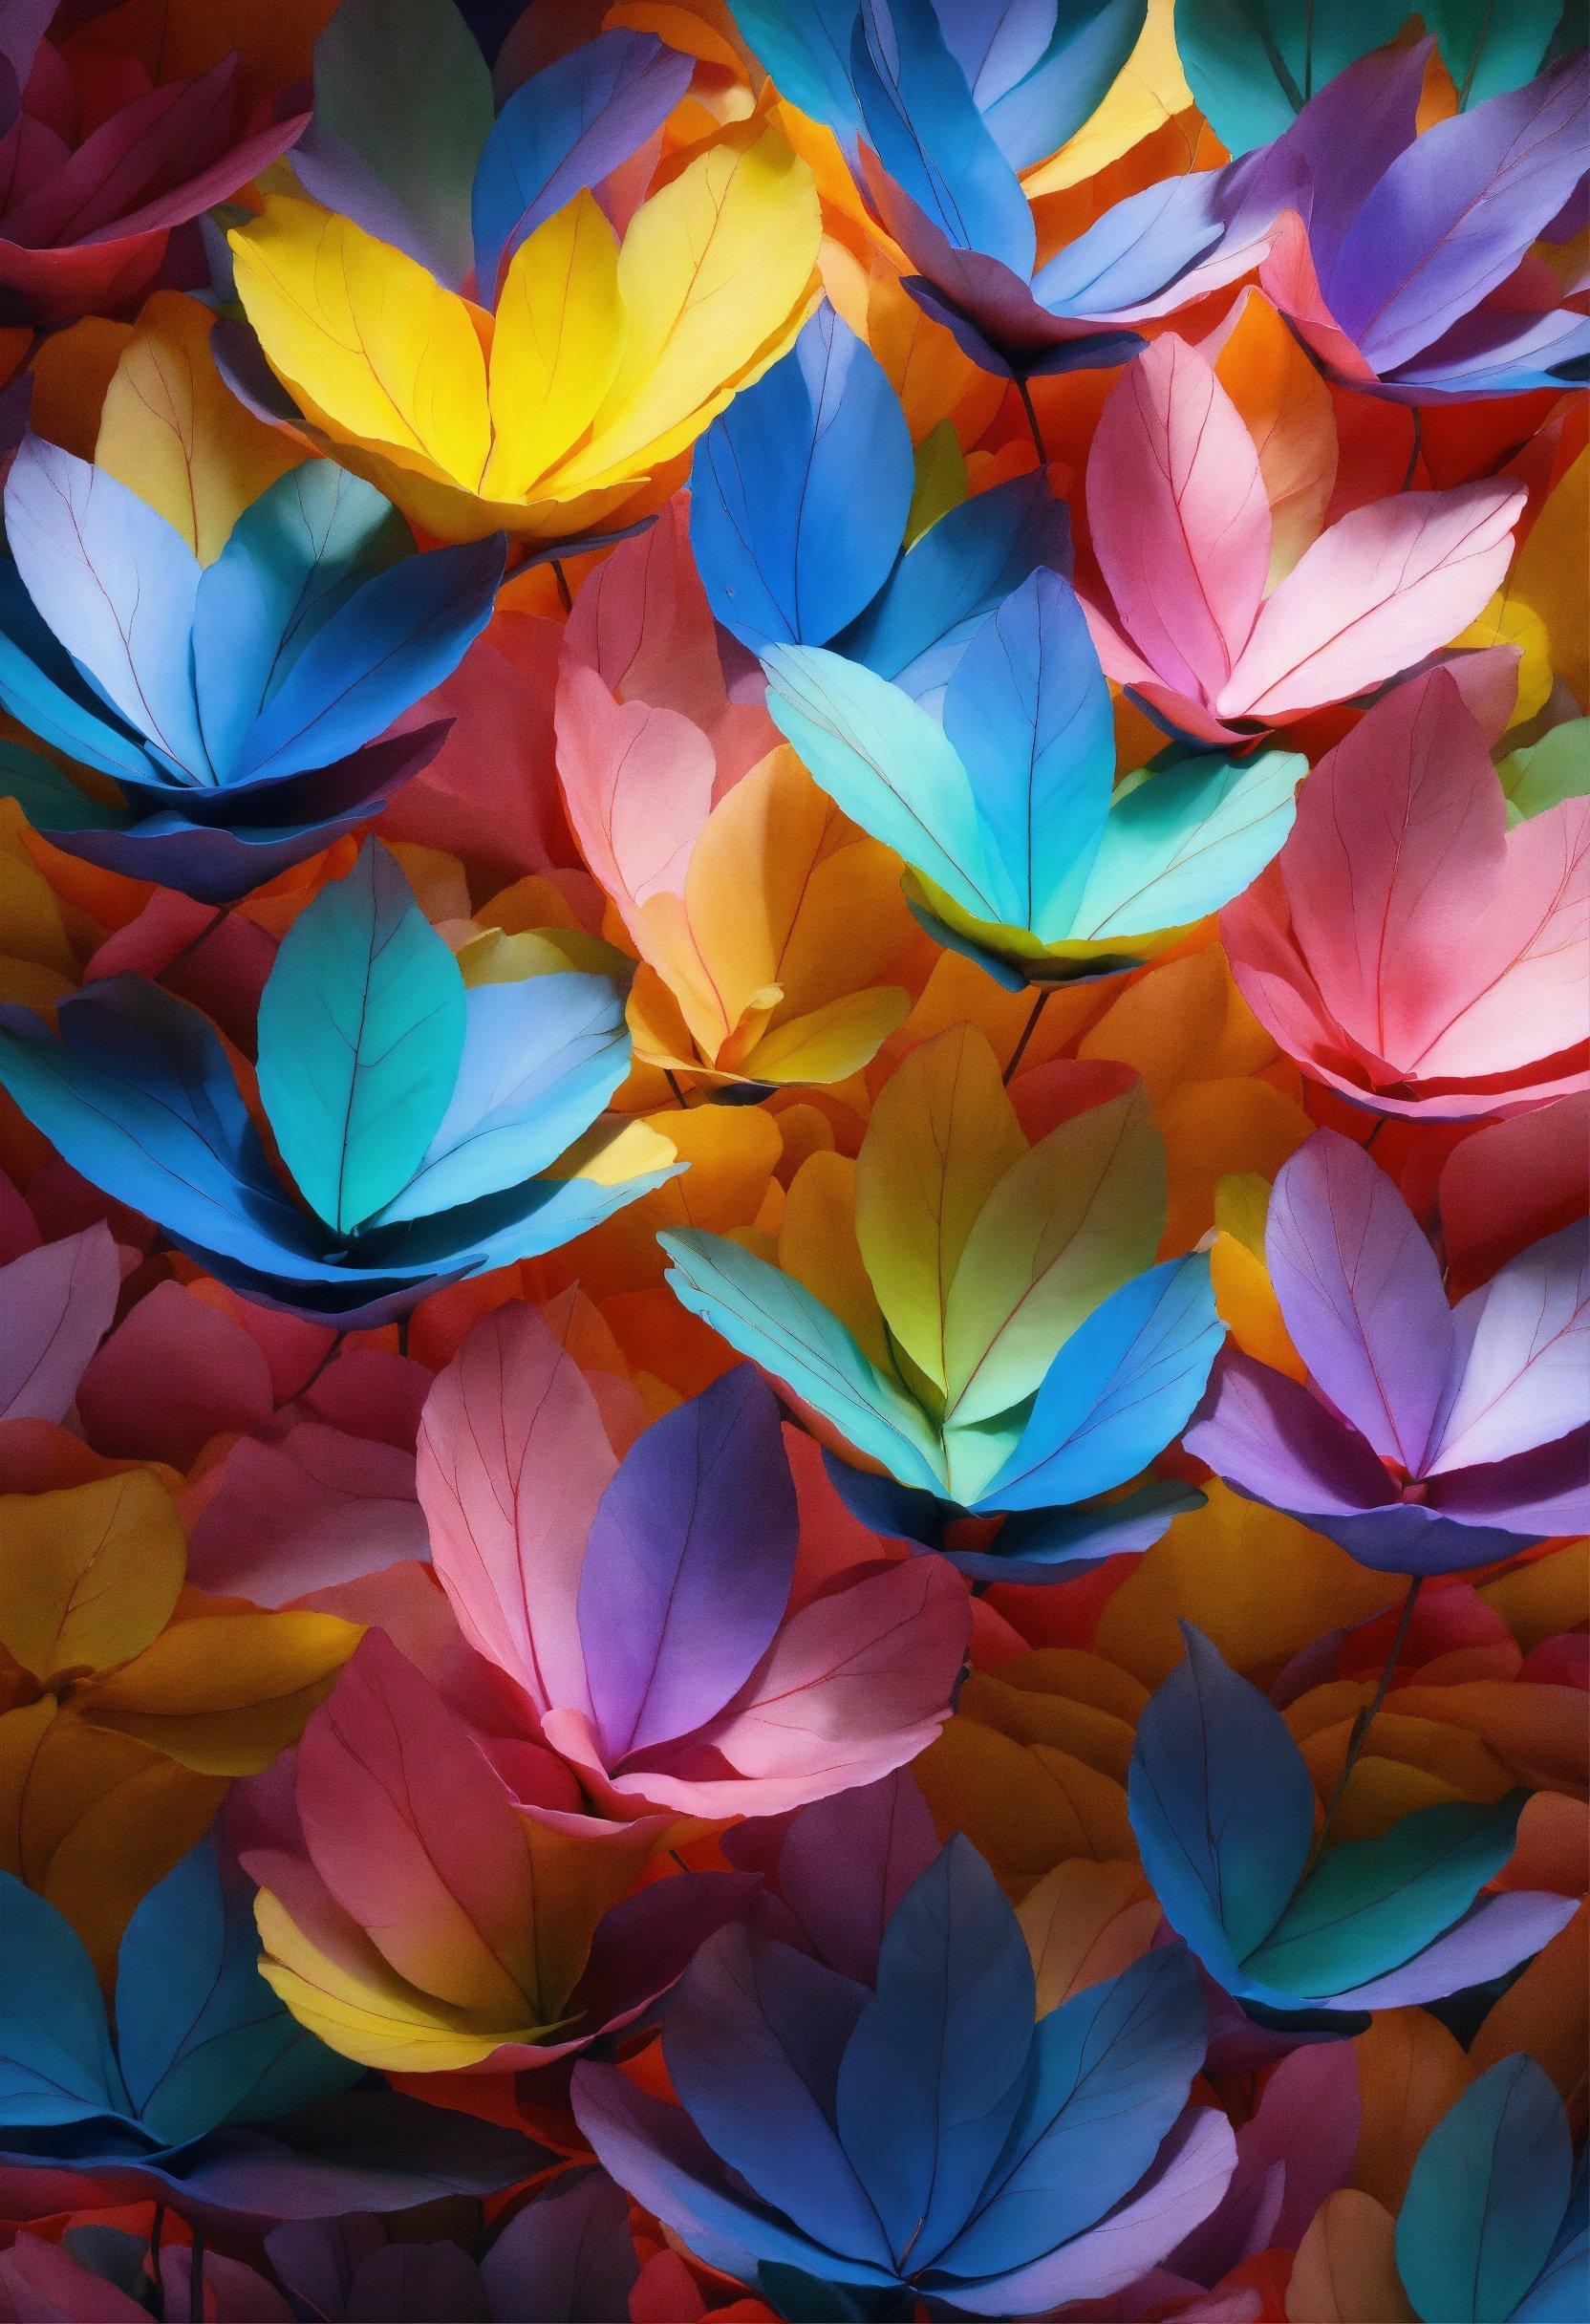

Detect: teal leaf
[256,840,466,1237]
[1397,2055,1572,2323]
[1069,747,1305,941]
[1172,0,1409,152]
[1424,0,1570,108]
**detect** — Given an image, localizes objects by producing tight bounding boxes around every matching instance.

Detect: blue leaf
[958,1480,1203,1582]
[233,533,504,784]
[0,1873,127,2130]
[851,0,1036,274]
[834,1837,1036,2269]
[1245,1794,1530,2001]
[660,1227,946,1493]
[691,309,914,653]
[763,645,1014,921]
[726,1,863,133]
[472,30,695,297]
[941,568,1113,936]
[1397,2055,1573,2324]
[1128,1625,1316,1988]
[1512,2156,1587,2324]
[934,1943,1206,2280]
[4,436,207,778]
[116,1841,359,2148]
[975,1,1148,173]
[372,971,631,1223]
[0,980,312,1280]
[255,841,467,1236]
[838,471,1071,698]
[978,1258,1222,1512]
[191,463,407,780]
[0,561,155,783]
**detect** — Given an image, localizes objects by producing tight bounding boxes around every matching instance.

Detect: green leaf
[904,420,970,549]
[1173,0,1410,152]
[1497,718,1589,826]
[0,741,127,832]
[1425,0,1570,108]
[256,840,466,1237]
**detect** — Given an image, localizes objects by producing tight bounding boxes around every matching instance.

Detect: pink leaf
[0,1222,118,1424]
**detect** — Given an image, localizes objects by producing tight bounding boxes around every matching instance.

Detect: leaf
[375,971,631,1223]
[660,1228,946,1491]
[190,460,410,778]
[256,841,467,1236]
[1287,2189,1414,2323]
[1073,746,1304,942]
[472,30,695,297]
[0,1223,119,1425]
[0,1873,126,2130]
[691,307,914,654]
[310,0,494,287]
[1172,0,1408,153]
[941,1087,1164,1425]
[1498,720,1590,825]
[853,1022,1025,1392]
[1429,1221,1589,1474]
[763,645,1012,922]
[850,0,1036,273]
[1424,0,1571,107]
[114,1840,356,2145]
[935,1944,1207,2279]
[1264,1130,1455,1474]
[229,196,492,488]
[942,569,1114,939]
[554,126,822,491]
[1087,335,1270,712]
[979,1256,1222,1512]
[0,1473,184,1684]
[1396,2056,1572,2324]
[726,0,864,131]
[4,435,207,777]
[834,1838,1036,2267]
[579,1368,796,1762]
[81,1610,361,1775]
[1220,484,1524,722]
[1247,1794,1529,2001]
[235,532,505,783]
[1127,1625,1316,1986]
[483,195,626,504]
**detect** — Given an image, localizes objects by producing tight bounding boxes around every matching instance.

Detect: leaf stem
[1309,1573,1422,1868]
[188,2228,205,2324]
[549,557,573,613]
[146,2205,167,2322]
[663,1068,693,1109]
[1002,987,1052,1085]
[1014,372,1048,464]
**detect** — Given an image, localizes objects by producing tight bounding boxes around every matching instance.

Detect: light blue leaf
[839,470,1071,699]
[1069,748,1305,941]
[233,533,504,784]
[978,1258,1222,1512]
[763,645,1014,921]
[0,562,155,783]
[1246,1794,1529,2000]
[977,1,1147,172]
[191,463,407,780]
[4,435,207,777]
[935,1944,1206,2279]
[373,971,631,1223]
[1128,1625,1316,1989]
[311,0,493,285]
[941,568,1113,936]
[1397,2056,1573,2324]
[472,30,695,296]
[691,309,914,653]
[256,841,467,1236]
[660,1227,946,1493]
[851,0,1036,273]
[835,1839,1035,2268]
[116,1841,358,2148]
[0,1872,127,2130]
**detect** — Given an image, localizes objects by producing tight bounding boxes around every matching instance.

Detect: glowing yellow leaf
[81,1612,361,1774]
[483,193,626,502]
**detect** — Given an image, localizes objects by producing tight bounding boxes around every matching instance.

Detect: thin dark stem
[1014,372,1047,464]
[1363,1117,1388,1151]
[1401,406,1424,493]
[187,2228,205,2324]
[1310,1573,1422,1867]
[549,557,573,613]
[160,905,226,985]
[663,1068,692,1109]
[146,2205,167,2323]
[396,1313,411,1360]
[1002,987,1051,1086]
[292,1328,345,1404]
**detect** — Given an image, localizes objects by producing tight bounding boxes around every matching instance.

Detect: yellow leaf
[554,126,820,491]
[1022,0,1191,197]
[942,1087,1164,1425]
[1450,589,1549,724]
[854,1024,1025,1391]
[1018,1860,1157,2014]
[744,988,910,1084]
[0,1474,185,1682]
[254,1889,526,2072]
[229,197,491,491]
[483,193,626,502]
[80,1611,361,1775]
[1505,446,1588,709]
[95,290,301,560]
